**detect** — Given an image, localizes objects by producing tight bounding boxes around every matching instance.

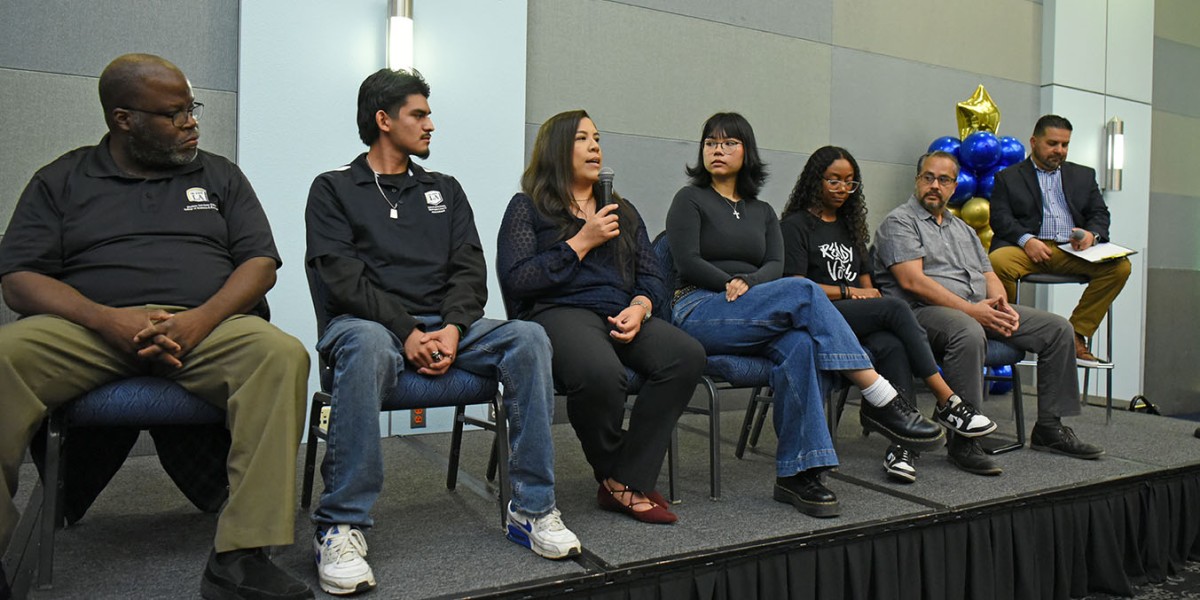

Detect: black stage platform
[10,391,1200,599]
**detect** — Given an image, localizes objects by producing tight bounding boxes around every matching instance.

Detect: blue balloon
[959,131,1001,171]
[987,365,1013,395]
[928,136,962,157]
[976,164,1004,199]
[949,169,976,205]
[998,136,1026,166]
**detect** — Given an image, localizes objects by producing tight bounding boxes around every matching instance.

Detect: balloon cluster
[926,132,1025,250]
[986,365,1013,395]
[925,85,1027,251]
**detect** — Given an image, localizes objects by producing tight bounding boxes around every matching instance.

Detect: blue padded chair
[300,266,509,528]
[2,374,227,595]
[651,233,774,499]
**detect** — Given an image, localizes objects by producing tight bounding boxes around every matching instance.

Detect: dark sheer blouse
[496,193,665,319]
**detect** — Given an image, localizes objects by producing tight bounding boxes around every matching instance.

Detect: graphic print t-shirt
[780,212,861,286]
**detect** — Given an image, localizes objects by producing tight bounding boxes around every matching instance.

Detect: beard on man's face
[127,115,198,169]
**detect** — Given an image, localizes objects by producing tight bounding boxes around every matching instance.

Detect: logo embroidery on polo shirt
[183,187,218,212]
[425,190,446,214]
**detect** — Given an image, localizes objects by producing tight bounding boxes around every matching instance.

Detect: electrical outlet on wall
[411,408,426,429]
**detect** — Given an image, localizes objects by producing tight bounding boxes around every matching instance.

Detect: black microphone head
[599,167,615,206]
[1070,229,1086,241]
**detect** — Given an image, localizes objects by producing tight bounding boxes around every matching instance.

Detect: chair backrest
[650,232,676,320]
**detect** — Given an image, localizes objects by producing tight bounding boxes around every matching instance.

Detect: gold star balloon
[956,85,1000,140]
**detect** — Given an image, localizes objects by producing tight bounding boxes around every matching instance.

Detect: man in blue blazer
[988,114,1131,367]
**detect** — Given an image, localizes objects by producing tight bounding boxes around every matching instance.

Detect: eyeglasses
[917,173,956,187]
[824,179,861,192]
[123,102,204,128]
[703,139,742,152]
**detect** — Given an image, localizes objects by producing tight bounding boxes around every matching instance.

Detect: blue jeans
[313,315,558,528]
[672,278,872,476]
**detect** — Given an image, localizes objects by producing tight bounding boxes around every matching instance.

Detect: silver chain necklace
[713,188,741,219]
[366,155,402,219]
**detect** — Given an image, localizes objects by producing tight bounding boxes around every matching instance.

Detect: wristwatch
[631,299,652,323]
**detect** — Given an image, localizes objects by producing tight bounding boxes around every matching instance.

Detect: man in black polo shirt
[0,54,312,600]
[304,68,580,596]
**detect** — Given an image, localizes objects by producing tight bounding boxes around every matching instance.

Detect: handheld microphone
[599,167,615,206]
[1070,229,1086,242]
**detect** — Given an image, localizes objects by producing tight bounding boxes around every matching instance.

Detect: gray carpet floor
[14,389,1200,599]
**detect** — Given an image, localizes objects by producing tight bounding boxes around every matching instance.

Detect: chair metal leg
[734,389,760,460]
[667,426,678,503]
[446,405,467,491]
[981,367,1025,455]
[1105,305,1114,425]
[3,483,42,600]
[38,413,65,589]
[827,387,851,452]
[300,393,326,509]
[492,395,510,530]
[702,378,721,500]
[748,389,771,450]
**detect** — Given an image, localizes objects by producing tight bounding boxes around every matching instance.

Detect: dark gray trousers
[911,304,1080,420]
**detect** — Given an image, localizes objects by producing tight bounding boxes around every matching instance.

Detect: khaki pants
[989,245,1131,338]
[0,310,309,553]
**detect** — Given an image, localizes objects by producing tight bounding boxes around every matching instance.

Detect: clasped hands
[101,306,216,369]
[972,296,1020,337]
[405,325,460,376]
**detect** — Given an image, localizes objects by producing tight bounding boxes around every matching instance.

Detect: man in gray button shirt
[873,151,1103,471]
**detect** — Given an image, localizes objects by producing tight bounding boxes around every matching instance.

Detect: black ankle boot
[774,471,840,518]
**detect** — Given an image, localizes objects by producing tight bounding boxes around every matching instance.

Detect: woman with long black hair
[498,110,705,524]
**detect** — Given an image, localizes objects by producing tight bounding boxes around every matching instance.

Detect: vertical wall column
[239,1,527,435]
[1040,0,1154,401]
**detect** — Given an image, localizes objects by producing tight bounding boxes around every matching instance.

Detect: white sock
[861,376,898,407]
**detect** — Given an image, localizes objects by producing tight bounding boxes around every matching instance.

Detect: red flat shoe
[646,490,673,508]
[596,484,677,524]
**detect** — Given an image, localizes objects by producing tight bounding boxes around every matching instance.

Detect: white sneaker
[884,444,917,483]
[314,525,376,595]
[933,395,997,437]
[505,502,582,560]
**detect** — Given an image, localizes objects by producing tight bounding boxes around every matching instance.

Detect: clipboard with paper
[1057,241,1137,263]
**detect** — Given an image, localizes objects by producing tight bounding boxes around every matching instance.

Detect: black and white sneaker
[883,445,917,483]
[933,395,997,437]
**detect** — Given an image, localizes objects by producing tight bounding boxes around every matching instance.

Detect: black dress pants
[533,306,706,491]
[832,296,940,397]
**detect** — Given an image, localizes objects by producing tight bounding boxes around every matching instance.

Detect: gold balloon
[977,226,994,251]
[947,206,961,219]
[956,84,1001,140]
[959,197,991,230]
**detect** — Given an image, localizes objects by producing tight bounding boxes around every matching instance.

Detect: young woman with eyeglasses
[665,113,943,517]
[779,146,997,483]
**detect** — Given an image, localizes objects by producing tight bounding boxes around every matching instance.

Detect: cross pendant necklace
[714,189,741,219]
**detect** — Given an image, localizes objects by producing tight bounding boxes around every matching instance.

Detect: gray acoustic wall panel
[1148,192,1200,272]
[833,0,1042,86]
[1153,38,1200,121]
[0,68,237,232]
[608,0,834,44]
[527,0,1042,245]
[1143,267,1200,414]
[527,0,831,154]
[0,2,238,234]
[830,47,1040,170]
[0,0,238,92]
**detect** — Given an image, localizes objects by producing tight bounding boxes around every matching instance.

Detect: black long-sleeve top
[496,193,665,319]
[305,155,486,338]
[664,184,783,291]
